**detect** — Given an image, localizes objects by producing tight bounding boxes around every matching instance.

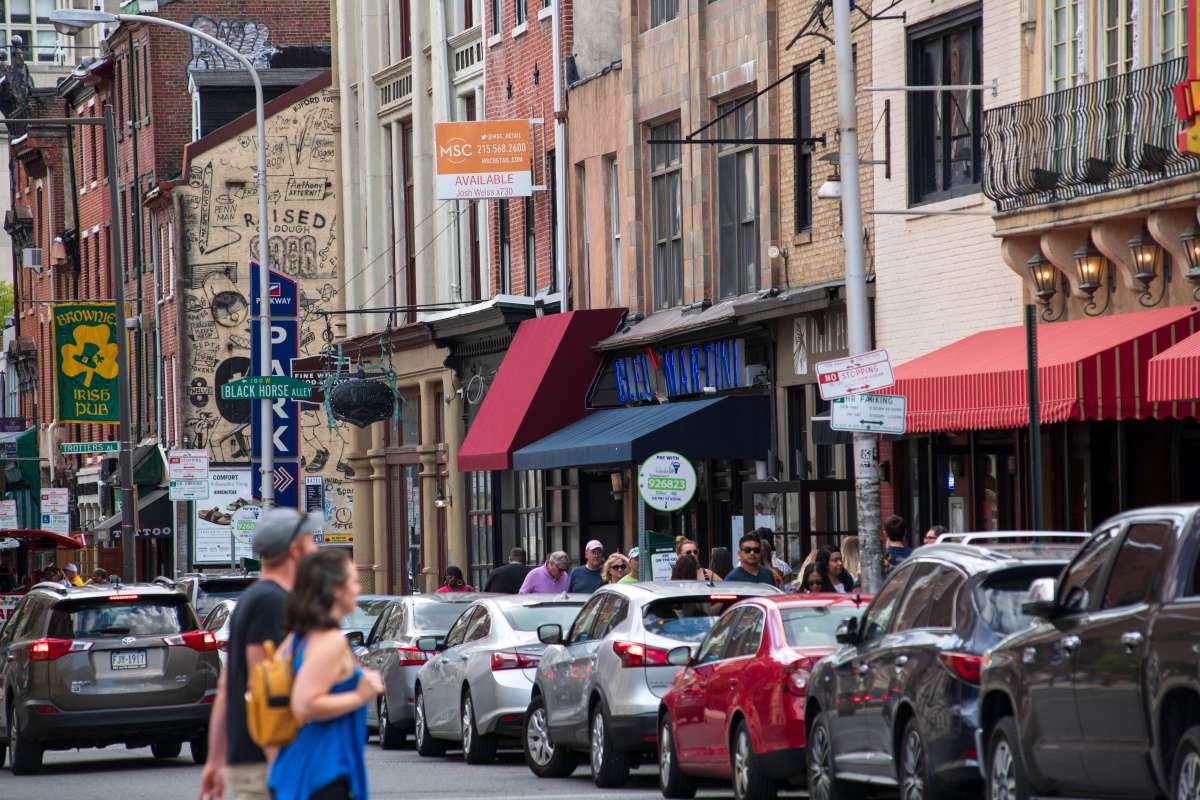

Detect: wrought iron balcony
[983,57,1200,212]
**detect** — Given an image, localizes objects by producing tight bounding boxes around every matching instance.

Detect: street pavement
[0,740,816,799]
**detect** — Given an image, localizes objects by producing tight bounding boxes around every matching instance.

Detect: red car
[657,594,868,800]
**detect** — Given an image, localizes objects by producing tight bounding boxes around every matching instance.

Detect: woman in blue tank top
[269,549,384,800]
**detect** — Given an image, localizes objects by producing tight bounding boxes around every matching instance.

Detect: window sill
[901,191,985,221]
[488,32,503,48]
[537,5,553,21]
[791,230,813,246]
[511,22,528,39]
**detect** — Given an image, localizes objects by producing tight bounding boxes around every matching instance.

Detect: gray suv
[0,581,220,774]
[524,581,780,788]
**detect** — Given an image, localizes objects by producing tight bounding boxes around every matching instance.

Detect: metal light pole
[831,0,883,591]
[52,8,275,516]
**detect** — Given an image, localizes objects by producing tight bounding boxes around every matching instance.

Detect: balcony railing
[982,57,1200,212]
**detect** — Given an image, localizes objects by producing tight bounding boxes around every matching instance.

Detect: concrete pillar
[419,378,440,592]
[442,370,467,575]
[412,1,437,307]
[349,423,376,591]
[369,422,389,594]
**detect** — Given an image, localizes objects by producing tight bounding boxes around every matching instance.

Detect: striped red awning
[880,305,1200,432]
[1148,329,1200,404]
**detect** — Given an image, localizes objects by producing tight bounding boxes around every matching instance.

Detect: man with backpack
[199,508,320,800]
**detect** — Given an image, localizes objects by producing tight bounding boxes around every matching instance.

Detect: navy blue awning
[511,395,770,470]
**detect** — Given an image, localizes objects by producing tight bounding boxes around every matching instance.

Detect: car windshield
[196,579,255,618]
[781,605,862,647]
[342,598,392,633]
[643,596,742,642]
[974,565,1065,636]
[50,598,194,638]
[413,601,474,632]
[502,602,583,631]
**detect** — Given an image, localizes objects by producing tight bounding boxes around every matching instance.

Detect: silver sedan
[413,595,587,764]
[200,598,236,669]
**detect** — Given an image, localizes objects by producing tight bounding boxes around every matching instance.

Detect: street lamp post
[52,8,276,513]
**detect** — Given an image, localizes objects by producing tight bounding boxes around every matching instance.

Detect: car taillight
[491,651,541,671]
[30,638,91,661]
[784,660,811,696]
[612,640,670,668]
[939,652,982,684]
[395,646,429,667]
[163,630,218,652]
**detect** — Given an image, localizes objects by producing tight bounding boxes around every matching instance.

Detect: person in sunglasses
[722,531,776,585]
[435,565,475,593]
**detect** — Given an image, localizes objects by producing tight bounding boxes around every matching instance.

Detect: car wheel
[659,714,696,799]
[8,707,42,775]
[151,741,183,759]
[901,717,954,800]
[414,688,448,757]
[523,694,577,779]
[378,696,406,750]
[189,737,208,765]
[733,719,777,800]
[462,691,498,765]
[987,717,1032,800]
[1170,725,1200,800]
[590,700,630,788]
[807,713,865,800]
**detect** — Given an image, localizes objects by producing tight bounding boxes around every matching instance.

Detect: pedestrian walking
[813,545,856,593]
[567,540,605,593]
[723,532,776,585]
[518,550,570,594]
[756,534,786,587]
[435,565,475,593]
[483,548,532,593]
[88,567,109,586]
[618,547,640,583]
[199,507,320,800]
[707,547,732,581]
[601,553,630,584]
[840,536,862,581]
[64,563,85,587]
[924,525,946,545]
[674,536,712,580]
[268,549,384,800]
[884,515,913,571]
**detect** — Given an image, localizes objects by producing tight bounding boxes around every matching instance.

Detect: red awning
[880,305,1200,432]
[1148,329,1200,409]
[0,529,85,550]
[457,309,625,472]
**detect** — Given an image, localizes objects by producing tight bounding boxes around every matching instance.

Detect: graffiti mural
[178,84,352,541]
[188,16,277,72]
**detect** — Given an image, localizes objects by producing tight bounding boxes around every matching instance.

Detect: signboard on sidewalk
[52,302,121,423]
[831,393,907,435]
[816,349,895,400]
[638,452,697,513]
[434,120,533,199]
[168,449,210,501]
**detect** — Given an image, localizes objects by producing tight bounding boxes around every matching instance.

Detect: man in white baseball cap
[567,539,606,594]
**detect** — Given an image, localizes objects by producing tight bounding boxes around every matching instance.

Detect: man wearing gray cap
[518,550,570,594]
[199,508,319,800]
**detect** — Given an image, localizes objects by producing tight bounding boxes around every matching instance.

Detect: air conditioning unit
[22,248,43,273]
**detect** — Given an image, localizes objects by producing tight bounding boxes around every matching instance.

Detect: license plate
[111,649,147,670]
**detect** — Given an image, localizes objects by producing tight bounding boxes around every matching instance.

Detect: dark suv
[979,506,1200,800]
[804,539,1076,800]
[0,581,220,774]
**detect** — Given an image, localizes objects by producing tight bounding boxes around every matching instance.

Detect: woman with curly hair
[601,553,631,584]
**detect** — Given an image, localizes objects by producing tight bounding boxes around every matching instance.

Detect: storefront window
[517,471,544,565]
[467,472,494,590]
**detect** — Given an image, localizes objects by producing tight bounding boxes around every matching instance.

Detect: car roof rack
[31,581,69,595]
[935,531,1089,546]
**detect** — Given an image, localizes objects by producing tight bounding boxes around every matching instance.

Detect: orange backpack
[244,639,300,748]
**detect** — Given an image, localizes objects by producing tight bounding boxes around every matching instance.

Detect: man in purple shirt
[519,550,570,593]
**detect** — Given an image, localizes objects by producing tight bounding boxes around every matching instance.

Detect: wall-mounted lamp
[434,487,451,509]
[1027,252,1066,321]
[1127,227,1170,307]
[1179,222,1200,300]
[1072,237,1115,316]
[609,472,624,500]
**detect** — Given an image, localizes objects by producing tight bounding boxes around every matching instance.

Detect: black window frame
[906,4,984,206]
[650,0,678,28]
[515,0,527,25]
[491,0,501,35]
[716,97,759,299]
[650,119,683,309]
[498,198,511,293]
[523,194,535,296]
[793,65,812,233]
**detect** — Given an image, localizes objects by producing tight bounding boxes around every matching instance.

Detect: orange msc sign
[435,120,533,200]
[1175,4,1200,154]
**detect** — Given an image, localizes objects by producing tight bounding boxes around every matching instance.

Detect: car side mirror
[344,630,365,649]
[416,636,444,653]
[1021,577,1062,619]
[666,645,693,667]
[835,616,859,645]
[537,623,563,645]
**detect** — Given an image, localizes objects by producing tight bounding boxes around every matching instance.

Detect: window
[141,43,150,120]
[650,0,678,28]
[548,151,557,291]
[896,565,962,630]
[608,157,621,304]
[491,0,501,35]
[650,120,682,309]
[716,98,759,298]
[861,563,913,643]
[401,121,415,320]
[908,9,982,203]
[694,608,740,664]
[1049,0,1083,90]
[1160,0,1189,62]
[591,595,627,639]
[567,594,606,644]
[1102,523,1173,609]
[515,0,527,25]
[498,199,511,293]
[1059,525,1122,612]
[463,608,491,641]
[1103,0,1136,76]
[463,0,475,29]
[397,0,411,60]
[443,606,478,648]
[794,66,812,233]
[892,563,942,631]
[524,195,535,295]
[727,606,765,657]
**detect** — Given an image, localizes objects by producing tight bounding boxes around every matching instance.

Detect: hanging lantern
[329,371,395,428]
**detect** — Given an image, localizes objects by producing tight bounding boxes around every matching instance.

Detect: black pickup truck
[978,505,1200,800]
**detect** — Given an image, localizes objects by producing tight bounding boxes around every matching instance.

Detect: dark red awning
[1148,328,1200,408]
[457,309,625,472]
[0,529,85,550]
[880,305,1200,432]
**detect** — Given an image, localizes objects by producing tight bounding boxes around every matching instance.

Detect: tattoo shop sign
[53,302,121,423]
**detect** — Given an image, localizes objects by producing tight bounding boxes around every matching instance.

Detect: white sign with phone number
[638,452,697,513]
